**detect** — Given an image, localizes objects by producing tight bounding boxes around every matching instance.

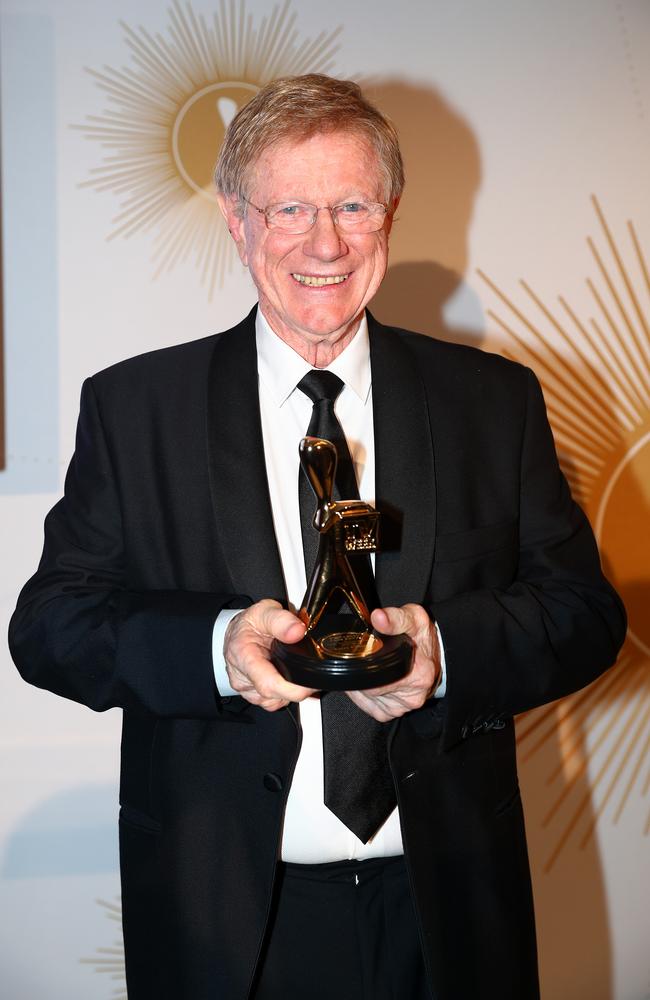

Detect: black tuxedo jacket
[9,308,625,1000]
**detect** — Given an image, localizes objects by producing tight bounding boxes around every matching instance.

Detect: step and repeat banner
[1,1,648,997]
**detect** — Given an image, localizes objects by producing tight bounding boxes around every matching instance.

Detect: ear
[385,195,400,237]
[216,192,249,266]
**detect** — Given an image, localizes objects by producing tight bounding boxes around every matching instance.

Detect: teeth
[292,273,349,286]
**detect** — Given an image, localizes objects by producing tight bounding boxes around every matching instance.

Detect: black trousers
[252,855,433,1000]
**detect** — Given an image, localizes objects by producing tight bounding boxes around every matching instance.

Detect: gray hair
[214,74,404,208]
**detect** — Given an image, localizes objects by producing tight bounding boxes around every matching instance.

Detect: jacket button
[263,772,284,792]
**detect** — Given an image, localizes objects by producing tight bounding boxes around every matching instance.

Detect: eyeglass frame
[241,196,389,234]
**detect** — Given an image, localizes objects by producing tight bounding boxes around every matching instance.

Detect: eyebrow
[268,193,381,204]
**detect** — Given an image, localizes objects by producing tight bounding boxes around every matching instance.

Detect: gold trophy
[272,437,414,690]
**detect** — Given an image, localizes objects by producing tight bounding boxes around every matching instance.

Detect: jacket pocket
[432,519,519,599]
[119,802,162,834]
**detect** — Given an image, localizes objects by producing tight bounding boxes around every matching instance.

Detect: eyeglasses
[242,197,388,234]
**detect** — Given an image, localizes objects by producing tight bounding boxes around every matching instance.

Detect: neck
[267,318,362,368]
[298,334,356,368]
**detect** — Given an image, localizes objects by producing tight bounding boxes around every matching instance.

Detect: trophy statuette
[271,437,414,690]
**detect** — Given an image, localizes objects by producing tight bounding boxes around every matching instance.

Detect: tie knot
[297,369,345,405]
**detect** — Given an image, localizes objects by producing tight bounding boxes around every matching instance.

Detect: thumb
[371,605,409,636]
[371,604,430,640]
[276,616,307,644]
[260,605,306,644]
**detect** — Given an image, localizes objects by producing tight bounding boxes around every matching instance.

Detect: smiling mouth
[292,273,350,286]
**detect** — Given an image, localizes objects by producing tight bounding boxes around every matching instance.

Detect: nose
[303,207,347,260]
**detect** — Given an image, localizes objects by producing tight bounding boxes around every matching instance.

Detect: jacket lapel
[368,313,437,607]
[206,306,287,605]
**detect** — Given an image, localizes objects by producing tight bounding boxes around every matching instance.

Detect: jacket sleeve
[432,368,626,748]
[8,377,249,718]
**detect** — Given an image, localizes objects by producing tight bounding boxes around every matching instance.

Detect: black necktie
[297,370,396,843]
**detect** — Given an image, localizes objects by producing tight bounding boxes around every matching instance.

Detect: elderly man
[10,75,625,1000]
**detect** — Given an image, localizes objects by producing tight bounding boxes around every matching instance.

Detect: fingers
[346,689,407,722]
[224,601,315,711]
[348,604,441,720]
[235,653,314,711]
[346,675,434,721]
[228,661,312,711]
[225,601,438,717]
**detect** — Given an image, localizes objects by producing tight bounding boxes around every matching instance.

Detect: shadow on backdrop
[2,784,119,878]
[363,78,483,347]
[365,78,615,999]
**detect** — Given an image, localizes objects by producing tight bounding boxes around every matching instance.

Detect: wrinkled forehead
[242,129,388,202]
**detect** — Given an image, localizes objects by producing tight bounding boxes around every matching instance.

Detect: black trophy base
[272,614,414,691]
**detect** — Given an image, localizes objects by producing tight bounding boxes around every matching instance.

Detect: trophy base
[272,614,414,691]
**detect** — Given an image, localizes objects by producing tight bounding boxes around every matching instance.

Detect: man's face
[219,131,395,361]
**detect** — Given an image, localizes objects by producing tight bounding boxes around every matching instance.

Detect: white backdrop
[1,1,649,997]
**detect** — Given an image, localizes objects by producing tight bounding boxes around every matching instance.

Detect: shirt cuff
[212,608,241,697]
[433,622,447,698]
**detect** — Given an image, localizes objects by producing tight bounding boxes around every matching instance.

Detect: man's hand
[346,604,442,721]
[224,599,316,711]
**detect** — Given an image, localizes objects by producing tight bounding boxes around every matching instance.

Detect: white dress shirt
[212,309,445,863]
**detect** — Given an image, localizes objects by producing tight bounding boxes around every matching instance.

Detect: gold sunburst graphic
[79,897,126,998]
[478,195,650,871]
[73,0,341,297]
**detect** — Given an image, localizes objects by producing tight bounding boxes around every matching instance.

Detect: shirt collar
[256,308,371,407]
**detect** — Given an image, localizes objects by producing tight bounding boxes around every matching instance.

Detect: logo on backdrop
[479,196,650,869]
[74,0,342,297]
[80,897,125,996]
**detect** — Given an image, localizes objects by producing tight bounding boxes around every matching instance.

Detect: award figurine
[272,437,414,690]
